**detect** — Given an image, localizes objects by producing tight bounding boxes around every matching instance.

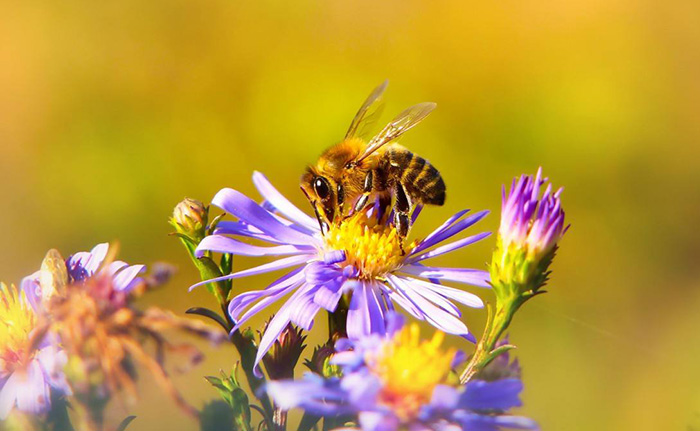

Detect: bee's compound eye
[314,177,331,200]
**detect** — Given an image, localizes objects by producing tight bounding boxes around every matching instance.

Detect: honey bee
[301,81,445,239]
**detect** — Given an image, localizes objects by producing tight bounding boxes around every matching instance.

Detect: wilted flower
[17,243,225,427]
[267,314,538,431]
[0,283,69,419]
[492,168,567,300]
[191,172,491,376]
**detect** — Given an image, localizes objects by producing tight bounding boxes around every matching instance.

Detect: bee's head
[301,168,345,234]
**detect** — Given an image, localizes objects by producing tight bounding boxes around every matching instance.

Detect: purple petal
[229,268,306,322]
[416,211,489,254]
[430,384,460,410]
[289,287,321,330]
[383,280,426,320]
[460,379,524,411]
[409,232,491,263]
[195,235,314,258]
[400,266,490,288]
[254,309,294,377]
[384,311,405,336]
[20,272,41,312]
[67,243,109,280]
[347,282,386,339]
[313,278,348,312]
[404,277,484,309]
[392,277,462,317]
[252,172,320,233]
[419,210,471,250]
[387,275,470,336]
[454,413,539,431]
[358,410,399,431]
[0,360,50,419]
[214,221,287,244]
[112,264,145,292]
[189,254,312,291]
[212,188,316,246]
[254,285,318,377]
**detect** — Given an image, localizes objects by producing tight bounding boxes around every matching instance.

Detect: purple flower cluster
[267,314,538,431]
[191,172,492,376]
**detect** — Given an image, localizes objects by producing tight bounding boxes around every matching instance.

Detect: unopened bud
[491,168,568,302]
[304,343,341,378]
[261,322,306,380]
[172,198,208,241]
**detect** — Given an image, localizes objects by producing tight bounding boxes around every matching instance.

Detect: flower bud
[492,168,567,301]
[261,321,306,380]
[171,198,208,241]
[304,343,341,378]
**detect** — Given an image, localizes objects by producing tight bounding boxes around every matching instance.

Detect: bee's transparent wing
[39,249,68,301]
[357,102,436,162]
[345,80,388,140]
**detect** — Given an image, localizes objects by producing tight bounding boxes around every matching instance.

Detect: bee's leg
[352,170,374,215]
[393,183,412,254]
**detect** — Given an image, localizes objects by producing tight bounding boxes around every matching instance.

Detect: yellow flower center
[0,283,36,372]
[369,323,456,421]
[324,212,415,279]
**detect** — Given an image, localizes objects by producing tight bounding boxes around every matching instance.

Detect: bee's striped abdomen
[385,147,446,206]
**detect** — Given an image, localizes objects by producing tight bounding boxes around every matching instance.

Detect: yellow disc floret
[324,212,415,279]
[0,283,37,372]
[369,323,456,421]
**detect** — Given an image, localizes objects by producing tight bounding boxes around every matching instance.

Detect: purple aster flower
[266,313,538,431]
[499,167,566,260]
[21,242,146,310]
[492,168,568,297]
[0,283,70,419]
[191,172,491,376]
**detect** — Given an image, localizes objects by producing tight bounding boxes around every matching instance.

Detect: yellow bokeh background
[1,1,699,430]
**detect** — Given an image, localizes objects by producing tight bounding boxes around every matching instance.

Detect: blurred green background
[1,1,699,430]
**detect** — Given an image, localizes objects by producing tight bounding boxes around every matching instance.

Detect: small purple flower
[191,172,492,376]
[21,243,146,309]
[492,168,568,296]
[266,314,538,431]
[499,168,566,259]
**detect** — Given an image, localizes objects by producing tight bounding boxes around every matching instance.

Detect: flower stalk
[462,169,566,384]
[171,198,274,419]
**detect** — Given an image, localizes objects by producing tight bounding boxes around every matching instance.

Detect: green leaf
[187,307,231,332]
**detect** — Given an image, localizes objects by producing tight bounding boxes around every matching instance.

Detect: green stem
[223,305,274,419]
[328,295,349,342]
[460,297,521,384]
[174,234,272,418]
